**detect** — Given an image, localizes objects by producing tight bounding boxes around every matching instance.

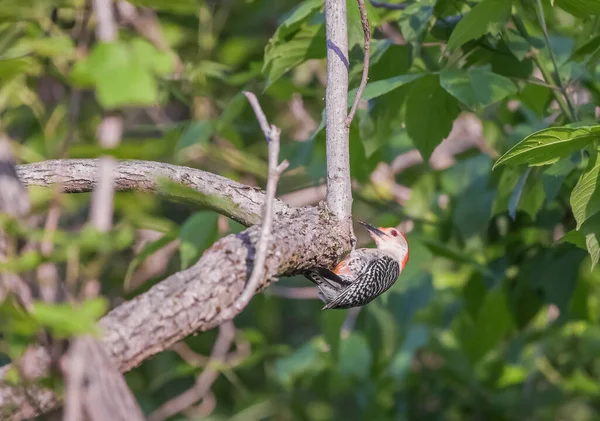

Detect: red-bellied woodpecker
[305,220,409,310]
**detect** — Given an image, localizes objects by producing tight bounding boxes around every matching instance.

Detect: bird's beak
[358,220,387,239]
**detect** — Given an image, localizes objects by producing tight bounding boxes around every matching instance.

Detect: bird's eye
[390,230,398,237]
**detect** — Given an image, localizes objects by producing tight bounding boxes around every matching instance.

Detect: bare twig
[345,0,371,128]
[148,322,236,421]
[222,92,289,316]
[325,0,354,227]
[369,0,407,10]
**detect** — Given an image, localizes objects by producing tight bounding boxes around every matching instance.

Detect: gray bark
[1,160,352,420]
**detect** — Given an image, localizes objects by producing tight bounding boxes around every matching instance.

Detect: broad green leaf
[559,230,587,250]
[71,40,173,108]
[348,73,424,103]
[179,211,219,269]
[556,0,600,17]
[571,149,600,230]
[273,0,323,40]
[504,29,531,61]
[398,1,434,51]
[440,68,517,110]
[508,168,545,221]
[274,339,328,388]
[461,288,513,361]
[263,24,326,88]
[543,157,579,202]
[124,231,179,288]
[175,120,214,154]
[493,126,600,169]
[581,213,600,269]
[338,333,372,380]
[570,34,600,61]
[446,0,513,51]
[534,247,586,311]
[405,74,460,160]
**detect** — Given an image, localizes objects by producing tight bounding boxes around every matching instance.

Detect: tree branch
[148,322,236,421]
[345,0,371,128]
[15,159,289,227]
[0,181,351,419]
[324,0,354,227]
[223,92,289,315]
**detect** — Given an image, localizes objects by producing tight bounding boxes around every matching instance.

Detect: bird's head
[358,220,409,268]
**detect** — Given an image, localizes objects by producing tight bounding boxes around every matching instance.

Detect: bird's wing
[322,257,400,310]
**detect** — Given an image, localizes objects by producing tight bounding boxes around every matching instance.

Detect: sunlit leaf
[440,68,517,110]
[494,126,600,168]
[405,74,460,160]
[446,0,513,51]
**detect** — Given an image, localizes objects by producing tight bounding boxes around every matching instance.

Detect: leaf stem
[533,0,578,121]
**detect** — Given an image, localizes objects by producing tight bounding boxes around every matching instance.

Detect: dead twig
[148,322,236,421]
[222,92,289,316]
[345,0,371,128]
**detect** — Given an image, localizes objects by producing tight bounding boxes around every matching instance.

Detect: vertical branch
[325,0,354,225]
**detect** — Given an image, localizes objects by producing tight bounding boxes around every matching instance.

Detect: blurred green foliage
[3,0,600,420]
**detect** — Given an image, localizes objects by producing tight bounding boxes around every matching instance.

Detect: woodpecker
[305,220,409,310]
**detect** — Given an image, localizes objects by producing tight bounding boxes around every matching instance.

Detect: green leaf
[493,126,600,169]
[508,168,545,221]
[31,298,108,338]
[559,230,587,250]
[571,149,600,230]
[581,213,600,269]
[124,231,179,288]
[71,40,173,108]
[263,24,326,88]
[274,339,328,389]
[338,333,372,381]
[504,29,532,61]
[440,68,517,110]
[556,0,600,17]
[397,1,434,51]
[570,34,600,61]
[348,73,424,103]
[405,74,460,160]
[179,211,219,269]
[461,287,513,361]
[274,0,324,40]
[175,120,214,154]
[446,0,513,51]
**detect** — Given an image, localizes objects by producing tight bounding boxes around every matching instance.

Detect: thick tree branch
[325,0,353,223]
[15,159,289,227]
[0,186,351,420]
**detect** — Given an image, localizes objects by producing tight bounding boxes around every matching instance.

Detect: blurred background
[2,0,600,420]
